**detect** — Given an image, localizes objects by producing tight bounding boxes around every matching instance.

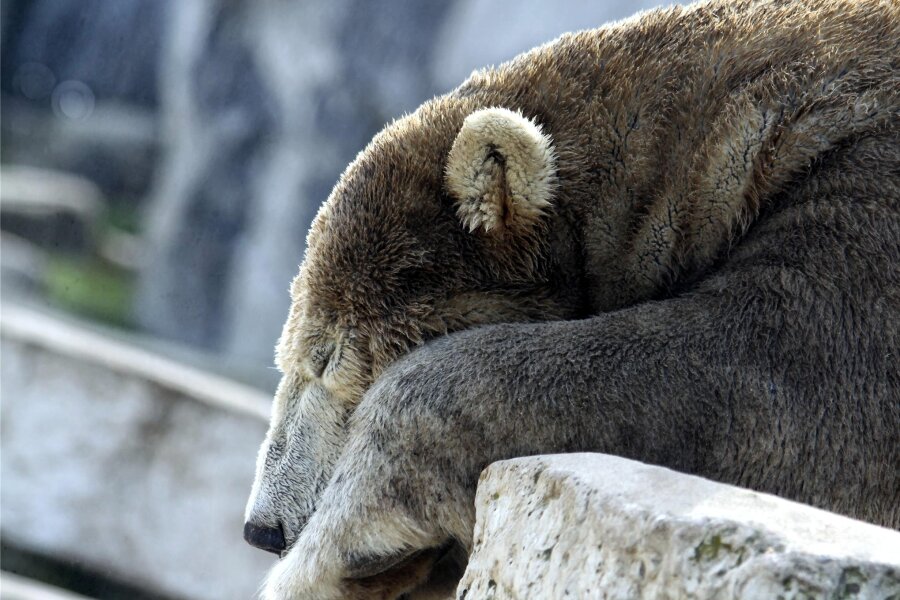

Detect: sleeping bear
[244,0,899,597]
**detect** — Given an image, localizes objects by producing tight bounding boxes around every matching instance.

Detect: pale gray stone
[0,303,273,600]
[458,454,900,599]
[0,572,96,600]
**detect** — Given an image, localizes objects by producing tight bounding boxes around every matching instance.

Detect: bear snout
[243,520,286,555]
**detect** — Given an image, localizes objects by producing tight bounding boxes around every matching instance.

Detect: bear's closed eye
[307,341,336,379]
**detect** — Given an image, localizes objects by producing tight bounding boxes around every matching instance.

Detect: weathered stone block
[458,454,900,599]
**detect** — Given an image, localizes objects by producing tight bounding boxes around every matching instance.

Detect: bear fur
[245,0,899,597]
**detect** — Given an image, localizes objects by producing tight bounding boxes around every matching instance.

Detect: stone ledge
[0,572,96,600]
[0,303,271,420]
[1,304,275,600]
[458,454,900,599]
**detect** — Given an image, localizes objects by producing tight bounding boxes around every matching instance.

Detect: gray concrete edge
[0,302,271,421]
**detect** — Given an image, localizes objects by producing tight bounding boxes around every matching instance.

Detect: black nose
[243,521,286,555]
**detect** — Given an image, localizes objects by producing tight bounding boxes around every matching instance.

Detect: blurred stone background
[1,1,670,598]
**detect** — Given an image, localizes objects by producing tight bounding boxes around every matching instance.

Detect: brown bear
[243,0,899,597]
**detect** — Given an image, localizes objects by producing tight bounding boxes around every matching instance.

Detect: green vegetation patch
[44,254,134,327]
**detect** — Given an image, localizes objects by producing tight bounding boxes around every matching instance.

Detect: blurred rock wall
[1,0,162,108]
[1,0,164,202]
[137,0,669,384]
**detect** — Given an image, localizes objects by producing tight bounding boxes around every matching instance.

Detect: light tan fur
[446,108,557,234]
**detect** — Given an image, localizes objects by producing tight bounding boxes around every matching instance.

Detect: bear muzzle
[243,519,286,555]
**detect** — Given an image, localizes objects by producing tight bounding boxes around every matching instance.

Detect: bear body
[245,1,899,597]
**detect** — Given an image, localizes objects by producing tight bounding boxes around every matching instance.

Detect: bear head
[244,105,583,554]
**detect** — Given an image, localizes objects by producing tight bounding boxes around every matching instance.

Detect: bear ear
[445,107,557,234]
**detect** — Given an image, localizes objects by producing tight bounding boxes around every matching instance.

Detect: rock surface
[458,454,900,599]
[0,303,273,600]
[0,572,96,600]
